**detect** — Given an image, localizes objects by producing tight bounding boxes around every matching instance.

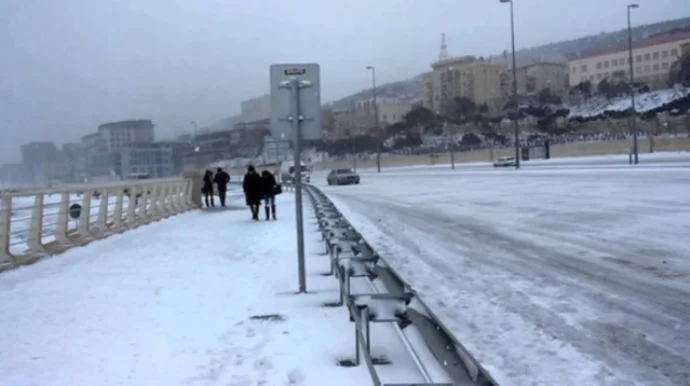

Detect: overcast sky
[0,0,687,163]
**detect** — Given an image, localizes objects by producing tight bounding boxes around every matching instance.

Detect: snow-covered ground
[317,165,690,386]
[0,193,437,386]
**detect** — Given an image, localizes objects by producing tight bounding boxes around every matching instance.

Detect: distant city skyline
[1,0,688,163]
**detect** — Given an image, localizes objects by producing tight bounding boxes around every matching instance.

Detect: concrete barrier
[0,175,200,273]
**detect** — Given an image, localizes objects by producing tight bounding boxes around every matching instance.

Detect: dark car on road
[327,168,360,185]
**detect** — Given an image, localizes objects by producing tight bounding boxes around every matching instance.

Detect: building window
[596,62,601,69]
[572,66,577,73]
[604,60,609,68]
[636,55,642,62]
[653,52,659,60]
[644,53,651,61]
[612,60,618,67]
[644,65,651,74]
[662,50,669,58]
[597,73,602,80]
[653,63,659,71]
[662,62,669,70]
[671,48,678,56]
[581,64,587,72]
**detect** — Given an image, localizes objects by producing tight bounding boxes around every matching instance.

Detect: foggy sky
[1,0,687,163]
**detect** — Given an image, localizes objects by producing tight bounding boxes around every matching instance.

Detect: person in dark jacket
[202,170,214,208]
[242,165,263,220]
[213,167,231,207]
[261,170,278,220]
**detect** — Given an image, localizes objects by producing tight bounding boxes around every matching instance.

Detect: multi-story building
[513,62,568,96]
[568,30,690,89]
[20,141,58,167]
[240,94,271,123]
[422,71,435,112]
[97,119,155,152]
[332,109,356,138]
[353,98,413,135]
[320,109,336,138]
[62,142,89,183]
[423,56,508,114]
[19,141,59,185]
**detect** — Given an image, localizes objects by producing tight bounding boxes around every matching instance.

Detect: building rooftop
[577,31,690,60]
[98,119,154,130]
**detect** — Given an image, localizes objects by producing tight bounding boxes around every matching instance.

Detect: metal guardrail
[305,184,499,386]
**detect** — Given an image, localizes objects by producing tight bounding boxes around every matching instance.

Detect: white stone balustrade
[0,174,202,273]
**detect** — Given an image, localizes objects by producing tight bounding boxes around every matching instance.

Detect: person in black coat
[242,165,263,220]
[261,170,278,220]
[202,170,214,208]
[213,167,231,207]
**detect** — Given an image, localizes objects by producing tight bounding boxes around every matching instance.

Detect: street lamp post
[500,0,520,169]
[351,131,357,171]
[366,65,381,173]
[627,3,640,164]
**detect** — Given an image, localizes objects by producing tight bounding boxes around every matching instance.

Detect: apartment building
[569,31,690,89]
[353,98,413,135]
[20,141,58,167]
[98,119,155,152]
[240,94,271,123]
[423,56,508,114]
[515,62,568,95]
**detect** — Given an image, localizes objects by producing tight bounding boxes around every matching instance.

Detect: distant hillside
[494,16,690,67]
[330,16,690,108]
[326,75,423,110]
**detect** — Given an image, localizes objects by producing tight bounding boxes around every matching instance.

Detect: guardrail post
[162,183,173,216]
[183,171,203,208]
[141,185,153,223]
[25,193,47,257]
[155,183,166,217]
[112,188,125,232]
[184,179,195,209]
[173,181,185,213]
[53,192,72,249]
[135,186,147,225]
[95,189,110,236]
[0,196,15,267]
[165,182,176,215]
[75,190,95,243]
[126,186,138,229]
[148,184,161,220]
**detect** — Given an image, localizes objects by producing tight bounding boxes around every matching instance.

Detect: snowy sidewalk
[0,195,377,386]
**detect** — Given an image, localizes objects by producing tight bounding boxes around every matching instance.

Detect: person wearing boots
[261,170,278,220]
[213,167,231,207]
[242,165,263,220]
[202,170,215,208]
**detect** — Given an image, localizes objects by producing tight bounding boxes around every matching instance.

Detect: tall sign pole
[271,64,321,294]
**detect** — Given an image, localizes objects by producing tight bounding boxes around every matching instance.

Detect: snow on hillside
[568,87,690,119]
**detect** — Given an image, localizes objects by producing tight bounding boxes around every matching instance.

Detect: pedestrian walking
[261,170,280,220]
[214,167,231,207]
[242,165,263,220]
[202,170,214,208]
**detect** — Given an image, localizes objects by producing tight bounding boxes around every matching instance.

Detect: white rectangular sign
[270,63,322,141]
